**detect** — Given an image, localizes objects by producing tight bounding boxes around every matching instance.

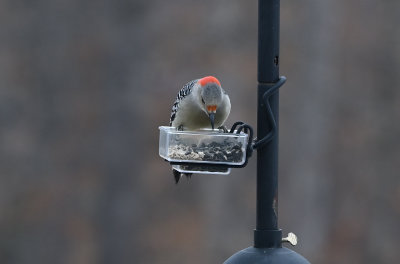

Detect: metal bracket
[253,76,286,149]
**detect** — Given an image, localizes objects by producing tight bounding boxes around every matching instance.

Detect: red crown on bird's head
[199,76,221,87]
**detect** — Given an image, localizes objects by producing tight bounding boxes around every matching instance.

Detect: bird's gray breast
[214,94,231,127]
[171,97,210,130]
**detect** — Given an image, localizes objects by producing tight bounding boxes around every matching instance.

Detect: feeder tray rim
[172,165,231,175]
[158,126,248,137]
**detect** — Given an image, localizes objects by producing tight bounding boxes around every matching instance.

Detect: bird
[170,76,231,183]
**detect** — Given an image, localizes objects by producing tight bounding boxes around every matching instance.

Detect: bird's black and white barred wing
[169,79,198,126]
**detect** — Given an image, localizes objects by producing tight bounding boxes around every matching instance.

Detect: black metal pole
[254,0,282,248]
[224,1,311,262]
[258,0,280,83]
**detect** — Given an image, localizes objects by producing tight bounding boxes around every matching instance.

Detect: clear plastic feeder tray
[159,126,248,172]
[172,165,231,175]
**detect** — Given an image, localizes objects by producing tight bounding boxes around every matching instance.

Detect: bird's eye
[201,97,205,104]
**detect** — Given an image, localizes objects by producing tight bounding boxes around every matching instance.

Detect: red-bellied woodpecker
[170,76,231,183]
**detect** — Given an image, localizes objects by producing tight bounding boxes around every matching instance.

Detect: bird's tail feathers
[173,169,182,184]
[172,169,193,184]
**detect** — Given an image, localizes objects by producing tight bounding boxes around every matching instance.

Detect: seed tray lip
[172,165,231,175]
[159,126,249,165]
[158,126,248,137]
[167,159,240,165]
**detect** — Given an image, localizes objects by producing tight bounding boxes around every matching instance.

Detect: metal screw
[274,56,279,66]
[282,232,298,246]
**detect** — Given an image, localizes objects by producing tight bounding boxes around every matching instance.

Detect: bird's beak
[209,113,215,130]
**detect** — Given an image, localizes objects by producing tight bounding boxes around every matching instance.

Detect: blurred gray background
[1,0,400,263]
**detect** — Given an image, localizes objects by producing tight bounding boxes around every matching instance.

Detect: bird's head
[199,76,222,130]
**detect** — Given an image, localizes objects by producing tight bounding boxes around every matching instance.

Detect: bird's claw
[218,125,228,133]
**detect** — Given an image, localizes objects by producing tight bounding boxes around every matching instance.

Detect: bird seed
[168,140,244,163]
